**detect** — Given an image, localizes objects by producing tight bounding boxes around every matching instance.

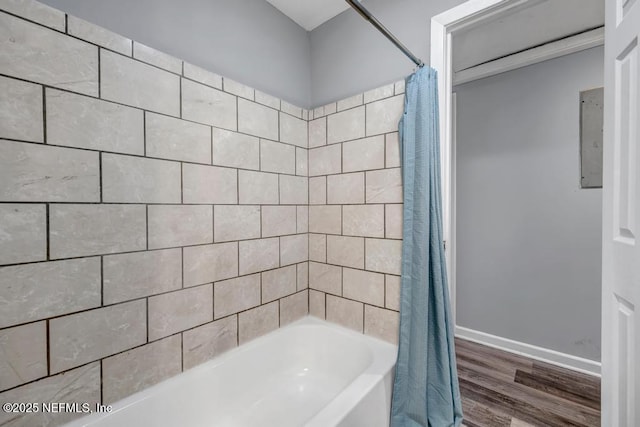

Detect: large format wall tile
[342,135,385,172]
[280,175,308,205]
[0,76,43,142]
[343,268,384,307]
[183,62,222,89]
[326,295,363,332]
[309,205,341,234]
[50,204,146,258]
[183,242,238,287]
[0,0,65,31]
[182,163,238,204]
[281,101,303,119]
[280,112,307,148]
[214,274,260,319]
[46,89,144,155]
[342,204,384,238]
[101,50,180,116]
[385,204,403,239]
[260,139,295,175]
[365,238,402,275]
[262,265,296,303]
[297,262,309,290]
[364,83,394,104]
[280,234,308,266]
[0,203,46,265]
[239,238,279,275]
[385,275,401,311]
[238,302,278,344]
[327,235,364,269]
[148,285,213,341]
[366,95,403,136]
[0,12,98,95]
[214,205,260,242]
[365,168,403,203]
[238,170,279,204]
[364,305,399,344]
[0,258,101,328]
[309,289,326,319]
[297,206,309,233]
[309,234,326,263]
[262,205,296,237]
[327,173,364,204]
[212,128,259,170]
[0,139,100,202]
[309,117,327,148]
[309,262,341,295]
[148,205,213,249]
[146,113,211,163]
[0,321,47,392]
[296,147,308,176]
[337,94,363,112]
[0,363,100,427]
[103,249,182,304]
[182,78,237,130]
[280,291,308,325]
[68,16,132,56]
[327,106,365,144]
[309,144,341,176]
[133,42,182,74]
[238,98,278,140]
[49,300,147,373]
[255,90,280,109]
[102,154,181,203]
[182,316,238,370]
[102,335,181,404]
[309,176,326,205]
[223,78,254,100]
[385,133,401,168]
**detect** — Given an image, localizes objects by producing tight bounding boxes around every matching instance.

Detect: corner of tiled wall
[0,0,310,424]
[306,79,407,346]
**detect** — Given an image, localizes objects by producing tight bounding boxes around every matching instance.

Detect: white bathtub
[64,316,397,427]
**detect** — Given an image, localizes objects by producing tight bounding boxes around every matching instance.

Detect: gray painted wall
[39,0,312,107]
[309,0,465,107]
[455,47,604,361]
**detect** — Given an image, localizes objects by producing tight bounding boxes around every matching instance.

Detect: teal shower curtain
[390,66,463,427]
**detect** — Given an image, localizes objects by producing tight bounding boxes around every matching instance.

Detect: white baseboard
[455,325,601,377]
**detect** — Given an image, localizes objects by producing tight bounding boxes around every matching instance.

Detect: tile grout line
[145,205,149,250]
[100,256,104,306]
[98,152,103,203]
[143,111,147,156]
[45,204,50,261]
[41,86,47,144]
[97,47,101,99]
[46,319,51,376]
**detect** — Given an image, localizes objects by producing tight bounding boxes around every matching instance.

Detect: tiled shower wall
[0,1,309,423]
[306,85,405,344]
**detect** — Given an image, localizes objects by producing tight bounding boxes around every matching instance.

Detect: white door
[602,0,640,425]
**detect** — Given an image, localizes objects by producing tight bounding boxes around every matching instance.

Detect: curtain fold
[390,66,463,427]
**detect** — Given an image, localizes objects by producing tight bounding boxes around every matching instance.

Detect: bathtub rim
[63,315,398,427]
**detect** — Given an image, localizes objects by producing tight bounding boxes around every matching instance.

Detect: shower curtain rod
[345,0,424,68]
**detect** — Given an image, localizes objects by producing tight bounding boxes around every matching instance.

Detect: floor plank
[514,369,600,411]
[455,338,601,427]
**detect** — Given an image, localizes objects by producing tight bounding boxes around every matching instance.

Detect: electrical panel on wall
[579,87,604,189]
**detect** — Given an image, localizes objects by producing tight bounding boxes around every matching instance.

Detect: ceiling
[453,0,604,72]
[265,0,351,31]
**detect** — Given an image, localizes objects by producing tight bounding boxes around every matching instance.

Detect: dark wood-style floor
[456,338,601,427]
